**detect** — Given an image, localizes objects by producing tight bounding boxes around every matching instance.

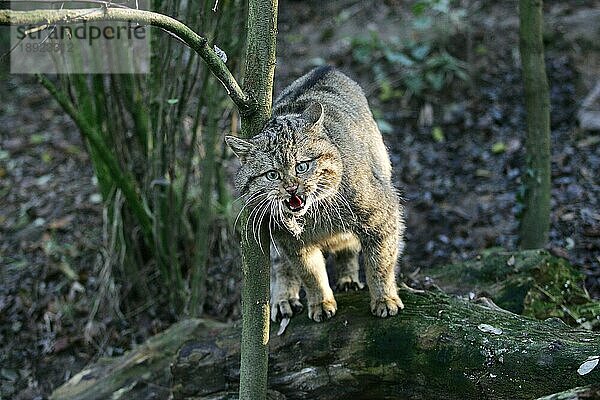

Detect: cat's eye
[265,170,280,181]
[295,161,310,174]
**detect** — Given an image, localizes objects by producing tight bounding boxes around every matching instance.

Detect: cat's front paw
[371,295,404,318]
[308,298,337,322]
[271,298,304,322]
[335,276,365,292]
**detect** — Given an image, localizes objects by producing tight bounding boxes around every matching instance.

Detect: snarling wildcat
[226,66,405,322]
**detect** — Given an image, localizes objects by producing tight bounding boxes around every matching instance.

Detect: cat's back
[273,66,370,123]
[273,66,392,184]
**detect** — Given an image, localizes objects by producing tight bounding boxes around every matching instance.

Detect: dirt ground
[1,0,599,398]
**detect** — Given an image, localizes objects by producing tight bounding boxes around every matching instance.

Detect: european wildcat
[226,66,405,322]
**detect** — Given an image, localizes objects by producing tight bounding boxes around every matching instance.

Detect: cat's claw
[335,278,365,292]
[271,298,303,322]
[308,298,337,322]
[371,295,404,318]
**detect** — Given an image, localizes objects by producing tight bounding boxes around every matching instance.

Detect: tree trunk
[238,1,279,399]
[518,0,552,249]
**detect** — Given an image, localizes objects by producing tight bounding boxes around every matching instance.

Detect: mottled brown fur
[226,66,405,322]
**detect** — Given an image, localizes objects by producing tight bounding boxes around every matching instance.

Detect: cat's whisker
[310,192,326,229]
[268,202,281,256]
[245,197,270,245]
[255,198,272,252]
[234,192,268,231]
[334,191,356,220]
[314,196,327,230]
[232,191,264,221]
[244,202,259,244]
[326,194,347,231]
[251,199,270,249]
[242,191,268,206]
[324,198,336,232]
[316,184,353,230]
[276,202,285,229]
[271,202,283,230]
[234,202,251,233]
[309,196,319,231]
[254,203,270,250]
[232,192,251,204]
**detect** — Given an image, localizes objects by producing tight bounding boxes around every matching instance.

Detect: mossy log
[536,385,600,400]
[49,319,221,400]
[171,288,599,400]
[424,250,600,329]
[50,251,600,400]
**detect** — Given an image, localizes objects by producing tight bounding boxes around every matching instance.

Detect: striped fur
[226,67,405,321]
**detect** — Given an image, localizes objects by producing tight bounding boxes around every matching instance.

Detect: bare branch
[0,7,255,115]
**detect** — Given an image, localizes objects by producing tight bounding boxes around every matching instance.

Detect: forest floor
[1,0,600,398]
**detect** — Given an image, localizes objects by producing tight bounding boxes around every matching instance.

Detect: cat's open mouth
[284,194,306,212]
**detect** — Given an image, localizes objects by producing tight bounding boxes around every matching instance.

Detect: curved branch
[0,8,255,115]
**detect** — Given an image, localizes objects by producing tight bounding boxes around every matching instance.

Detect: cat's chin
[281,213,305,238]
[283,207,307,218]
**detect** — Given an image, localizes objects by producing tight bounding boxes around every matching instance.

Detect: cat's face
[226,103,342,229]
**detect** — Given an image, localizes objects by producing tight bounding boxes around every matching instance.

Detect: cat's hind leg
[331,234,365,291]
[270,247,303,322]
[359,206,405,318]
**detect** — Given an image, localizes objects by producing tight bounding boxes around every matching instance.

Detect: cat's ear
[225,135,253,162]
[301,102,324,130]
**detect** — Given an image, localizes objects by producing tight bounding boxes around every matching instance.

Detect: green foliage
[411,0,466,30]
[428,249,600,330]
[45,0,246,317]
[523,257,600,330]
[431,126,445,142]
[349,2,468,103]
[491,141,507,154]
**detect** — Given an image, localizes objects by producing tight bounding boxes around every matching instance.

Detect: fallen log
[49,318,218,400]
[50,251,600,400]
[423,250,600,329]
[171,288,600,400]
[537,385,600,400]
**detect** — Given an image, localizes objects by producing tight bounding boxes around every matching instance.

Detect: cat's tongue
[288,194,304,210]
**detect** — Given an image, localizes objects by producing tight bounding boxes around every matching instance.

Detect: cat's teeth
[285,194,305,212]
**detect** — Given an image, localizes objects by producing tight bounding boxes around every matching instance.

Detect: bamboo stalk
[2,0,248,318]
[37,74,154,246]
[189,84,219,317]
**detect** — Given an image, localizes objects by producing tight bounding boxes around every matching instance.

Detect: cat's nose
[284,184,298,194]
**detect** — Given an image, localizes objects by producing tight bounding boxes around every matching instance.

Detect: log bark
[49,319,221,400]
[423,250,600,330]
[50,252,600,400]
[171,289,600,400]
[536,385,600,400]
